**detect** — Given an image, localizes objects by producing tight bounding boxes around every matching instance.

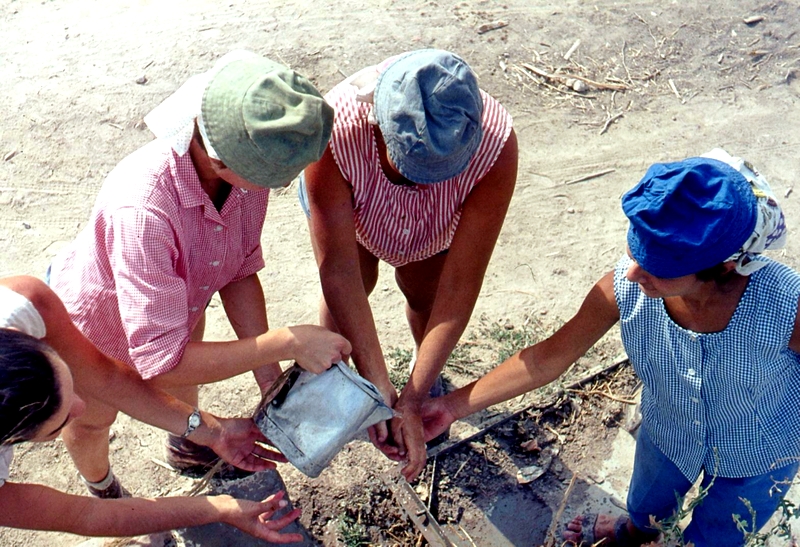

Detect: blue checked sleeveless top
[614,255,800,481]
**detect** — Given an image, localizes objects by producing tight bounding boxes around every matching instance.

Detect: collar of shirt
[169,149,247,223]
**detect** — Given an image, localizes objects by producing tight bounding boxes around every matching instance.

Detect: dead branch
[599,113,624,135]
[566,387,637,405]
[543,473,579,547]
[520,62,630,90]
[564,168,616,185]
[512,65,598,99]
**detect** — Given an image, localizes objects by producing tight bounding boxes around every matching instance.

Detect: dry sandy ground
[2,0,800,545]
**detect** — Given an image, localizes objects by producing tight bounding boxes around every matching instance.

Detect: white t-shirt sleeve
[0,285,47,338]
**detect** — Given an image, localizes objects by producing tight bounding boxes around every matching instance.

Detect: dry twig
[565,168,616,185]
[543,474,579,547]
[566,387,637,405]
[599,113,624,135]
[520,62,630,90]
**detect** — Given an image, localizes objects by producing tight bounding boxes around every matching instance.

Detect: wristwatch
[182,407,202,438]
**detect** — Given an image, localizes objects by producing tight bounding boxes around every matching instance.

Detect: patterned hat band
[702,149,787,275]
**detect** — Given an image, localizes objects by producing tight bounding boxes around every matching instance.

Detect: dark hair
[695,262,740,286]
[0,328,61,445]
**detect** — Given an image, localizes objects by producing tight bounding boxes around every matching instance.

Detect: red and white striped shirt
[50,140,269,379]
[326,83,512,267]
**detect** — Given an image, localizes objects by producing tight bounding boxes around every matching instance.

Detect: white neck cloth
[701,148,787,275]
[143,50,258,158]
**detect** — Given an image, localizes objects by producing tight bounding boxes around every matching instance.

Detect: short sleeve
[107,207,190,379]
[0,286,46,338]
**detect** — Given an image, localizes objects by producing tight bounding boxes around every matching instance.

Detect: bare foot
[563,514,660,546]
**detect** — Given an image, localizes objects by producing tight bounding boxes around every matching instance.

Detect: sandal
[565,513,657,547]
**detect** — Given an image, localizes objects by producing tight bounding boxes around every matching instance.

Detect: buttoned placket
[686,332,706,448]
[194,198,229,315]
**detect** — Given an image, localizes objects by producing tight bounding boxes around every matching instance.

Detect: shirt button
[691,397,700,404]
[190,306,199,312]
[398,250,405,255]
[200,286,210,291]
[402,228,410,235]
[690,334,697,341]
[693,420,701,426]
[214,225,223,232]
[211,261,220,267]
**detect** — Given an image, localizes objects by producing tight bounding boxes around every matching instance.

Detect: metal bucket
[254,362,394,478]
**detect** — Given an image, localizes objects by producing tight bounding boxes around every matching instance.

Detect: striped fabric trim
[327,83,512,267]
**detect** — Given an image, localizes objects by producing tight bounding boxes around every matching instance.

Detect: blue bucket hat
[373,49,484,184]
[622,157,757,278]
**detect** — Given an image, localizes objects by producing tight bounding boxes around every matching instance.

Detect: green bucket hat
[201,54,334,188]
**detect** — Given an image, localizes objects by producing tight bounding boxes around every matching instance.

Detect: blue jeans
[627,426,798,547]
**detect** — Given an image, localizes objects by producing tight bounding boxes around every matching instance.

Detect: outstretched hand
[209,417,287,472]
[221,490,304,543]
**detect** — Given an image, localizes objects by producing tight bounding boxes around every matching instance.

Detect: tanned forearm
[0,483,234,536]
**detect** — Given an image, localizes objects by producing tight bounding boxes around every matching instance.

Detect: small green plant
[385,346,412,391]
[648,460,800,547]
[480,316,543,362]
[338,514,369,547]
[443,342,478,374]
[734,494,800,546]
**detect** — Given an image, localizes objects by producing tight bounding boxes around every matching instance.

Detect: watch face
[189,412,201,428]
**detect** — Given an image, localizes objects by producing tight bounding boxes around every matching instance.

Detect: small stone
[566,207,575,214]
[516,464,545,484]
[22,222,31,229]
[571,79,588,93]
[135,75,148,85]
[520,439,541,453]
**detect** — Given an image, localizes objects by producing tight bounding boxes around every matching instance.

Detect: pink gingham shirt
[50,139,269,379]
[326,84,512,267]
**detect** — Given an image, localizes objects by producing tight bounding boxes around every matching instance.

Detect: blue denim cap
[622,157,757,278]
[374,49,484,184]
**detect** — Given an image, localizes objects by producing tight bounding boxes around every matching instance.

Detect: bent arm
[1,276,277,463]
[304,145,393,395]
[151,325,348,387]
[2,276,201,438]
[218,274,282,390]
[400,129,518,403]
[442,271,620,420]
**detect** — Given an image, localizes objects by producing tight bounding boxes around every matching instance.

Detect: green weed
[337,514,369,547]
[384,347,412,391]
